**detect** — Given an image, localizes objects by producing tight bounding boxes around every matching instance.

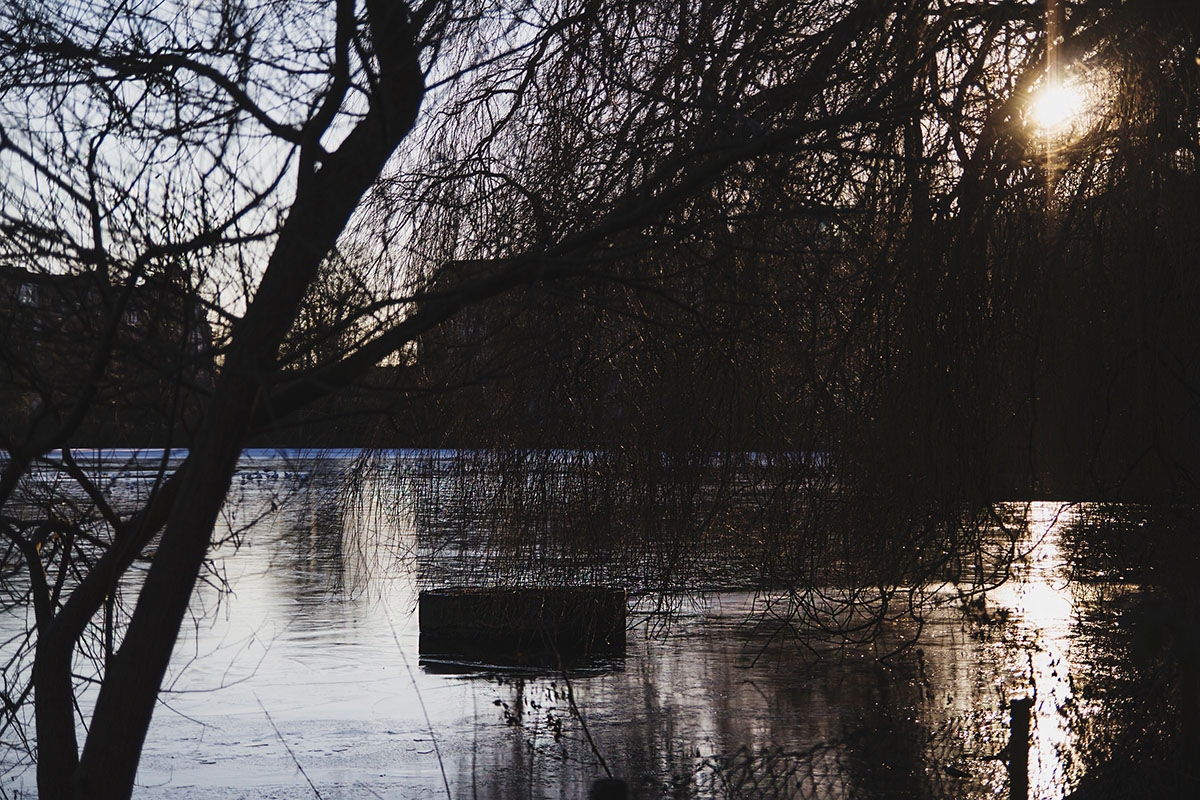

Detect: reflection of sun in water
[1006,503,1074,631]
[992,502,1078,799]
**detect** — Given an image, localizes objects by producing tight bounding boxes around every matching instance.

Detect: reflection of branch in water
[560,668,612,780]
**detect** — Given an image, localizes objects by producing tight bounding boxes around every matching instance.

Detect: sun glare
[1030,81,1087,135]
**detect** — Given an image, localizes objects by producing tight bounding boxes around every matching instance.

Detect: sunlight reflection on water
[990,502,1080,800]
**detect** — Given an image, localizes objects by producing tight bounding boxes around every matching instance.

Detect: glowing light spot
[1030,81,1087,134]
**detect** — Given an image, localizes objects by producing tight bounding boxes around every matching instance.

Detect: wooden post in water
[1008,696,1032,800]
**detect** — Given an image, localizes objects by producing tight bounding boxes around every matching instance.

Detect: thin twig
[256,696,324,800]
[385,611,453,800]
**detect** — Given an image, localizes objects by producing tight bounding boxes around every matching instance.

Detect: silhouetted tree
[2,1,1200,798]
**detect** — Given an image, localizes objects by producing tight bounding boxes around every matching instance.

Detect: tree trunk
[58,15,425,796]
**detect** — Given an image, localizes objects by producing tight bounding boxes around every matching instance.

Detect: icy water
[0,451,1165,798]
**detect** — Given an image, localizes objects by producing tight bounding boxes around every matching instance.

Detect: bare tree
[0,1,917,796]
[1,0,1199,798]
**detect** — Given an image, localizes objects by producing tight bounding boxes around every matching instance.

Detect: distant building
[0,265,215,444]
[409,250,797,449]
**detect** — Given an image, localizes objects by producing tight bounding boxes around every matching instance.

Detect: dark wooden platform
[418,586,626,669]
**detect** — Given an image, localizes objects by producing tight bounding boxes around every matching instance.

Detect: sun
[1029,80,1087,135]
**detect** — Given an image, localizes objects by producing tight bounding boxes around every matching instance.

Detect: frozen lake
[0,451,1166,798]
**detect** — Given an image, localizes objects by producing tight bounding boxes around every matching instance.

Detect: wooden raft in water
[418,586,626,668]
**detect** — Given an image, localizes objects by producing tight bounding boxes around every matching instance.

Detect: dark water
[0,451,1179,799]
